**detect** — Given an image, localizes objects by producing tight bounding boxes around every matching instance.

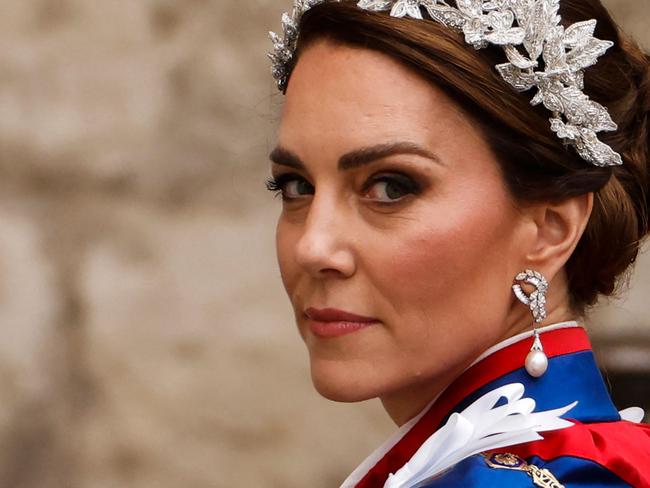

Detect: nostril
[318,268,343,277]
[292,209,356,277]
[294,236,356,278]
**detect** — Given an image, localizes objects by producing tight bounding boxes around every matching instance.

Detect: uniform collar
[342,322,619,488]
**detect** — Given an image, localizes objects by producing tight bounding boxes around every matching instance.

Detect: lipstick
[304,307,379,338]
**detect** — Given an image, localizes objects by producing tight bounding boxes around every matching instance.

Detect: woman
[266,0,650,486]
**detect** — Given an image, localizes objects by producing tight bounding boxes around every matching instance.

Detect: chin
[309,359,384,403]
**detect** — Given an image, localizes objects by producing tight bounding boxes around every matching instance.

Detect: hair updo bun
[291,0,650,313]
[569,22,650,309]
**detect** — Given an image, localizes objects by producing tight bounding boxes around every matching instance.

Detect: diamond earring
[512,270,549,378]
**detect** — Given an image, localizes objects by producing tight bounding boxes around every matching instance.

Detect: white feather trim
[383,383,577,488]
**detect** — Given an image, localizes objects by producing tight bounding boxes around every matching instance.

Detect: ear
[522,192,594,282]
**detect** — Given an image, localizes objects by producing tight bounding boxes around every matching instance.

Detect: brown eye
[364,174,420,202]
[266,174,314,200]
[284,178,314,198]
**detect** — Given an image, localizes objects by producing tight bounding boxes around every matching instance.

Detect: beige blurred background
[0,1,647,487]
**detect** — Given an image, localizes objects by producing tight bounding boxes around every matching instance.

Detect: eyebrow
[269,142,444,171]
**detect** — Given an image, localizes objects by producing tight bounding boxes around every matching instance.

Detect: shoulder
[509,420,650,487]
[414,454,542,488]
[415,452,633,488]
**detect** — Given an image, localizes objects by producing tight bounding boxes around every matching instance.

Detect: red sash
[354,327,623,487]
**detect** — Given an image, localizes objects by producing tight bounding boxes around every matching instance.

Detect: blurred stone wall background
[0,1,647,487]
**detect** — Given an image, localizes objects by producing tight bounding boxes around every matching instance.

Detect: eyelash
[265,172,422,201]
[265,173,307,198]
[362,173,421,199]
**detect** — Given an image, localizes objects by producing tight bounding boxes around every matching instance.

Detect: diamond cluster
[512,269,549,323]
[268,0,623,168]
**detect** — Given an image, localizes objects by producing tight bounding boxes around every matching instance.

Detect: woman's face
[271,40,533,422]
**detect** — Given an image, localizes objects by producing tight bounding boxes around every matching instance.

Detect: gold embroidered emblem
[484,453,564,488]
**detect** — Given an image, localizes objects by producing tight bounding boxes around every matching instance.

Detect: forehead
[279,39,487,160]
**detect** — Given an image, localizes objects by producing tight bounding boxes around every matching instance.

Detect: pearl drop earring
[512,269,549,378]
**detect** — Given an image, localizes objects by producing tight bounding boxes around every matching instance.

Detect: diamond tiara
[268,0,623,168]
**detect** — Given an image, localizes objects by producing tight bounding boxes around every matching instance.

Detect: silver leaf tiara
[268,0,623,168]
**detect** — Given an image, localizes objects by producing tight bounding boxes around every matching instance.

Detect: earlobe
[523,192,594,280]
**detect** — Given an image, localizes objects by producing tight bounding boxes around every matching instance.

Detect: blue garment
[418,350,642,487]
[345,327,650,488]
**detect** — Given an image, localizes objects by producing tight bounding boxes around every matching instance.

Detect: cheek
[275,217,306,304]
[275,220,295,291]
[372,196,517,327]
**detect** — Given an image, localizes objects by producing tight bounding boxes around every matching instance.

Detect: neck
[379,360,471,426]
[380,303,581,427]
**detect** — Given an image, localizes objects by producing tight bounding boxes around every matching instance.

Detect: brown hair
[287,0,650,313]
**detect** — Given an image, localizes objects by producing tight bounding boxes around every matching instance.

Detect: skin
[270,39,593,426]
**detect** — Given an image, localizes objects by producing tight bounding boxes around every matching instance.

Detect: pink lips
[305,307,380,338]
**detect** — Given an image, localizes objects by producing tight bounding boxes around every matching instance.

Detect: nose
[294,195,356,278]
